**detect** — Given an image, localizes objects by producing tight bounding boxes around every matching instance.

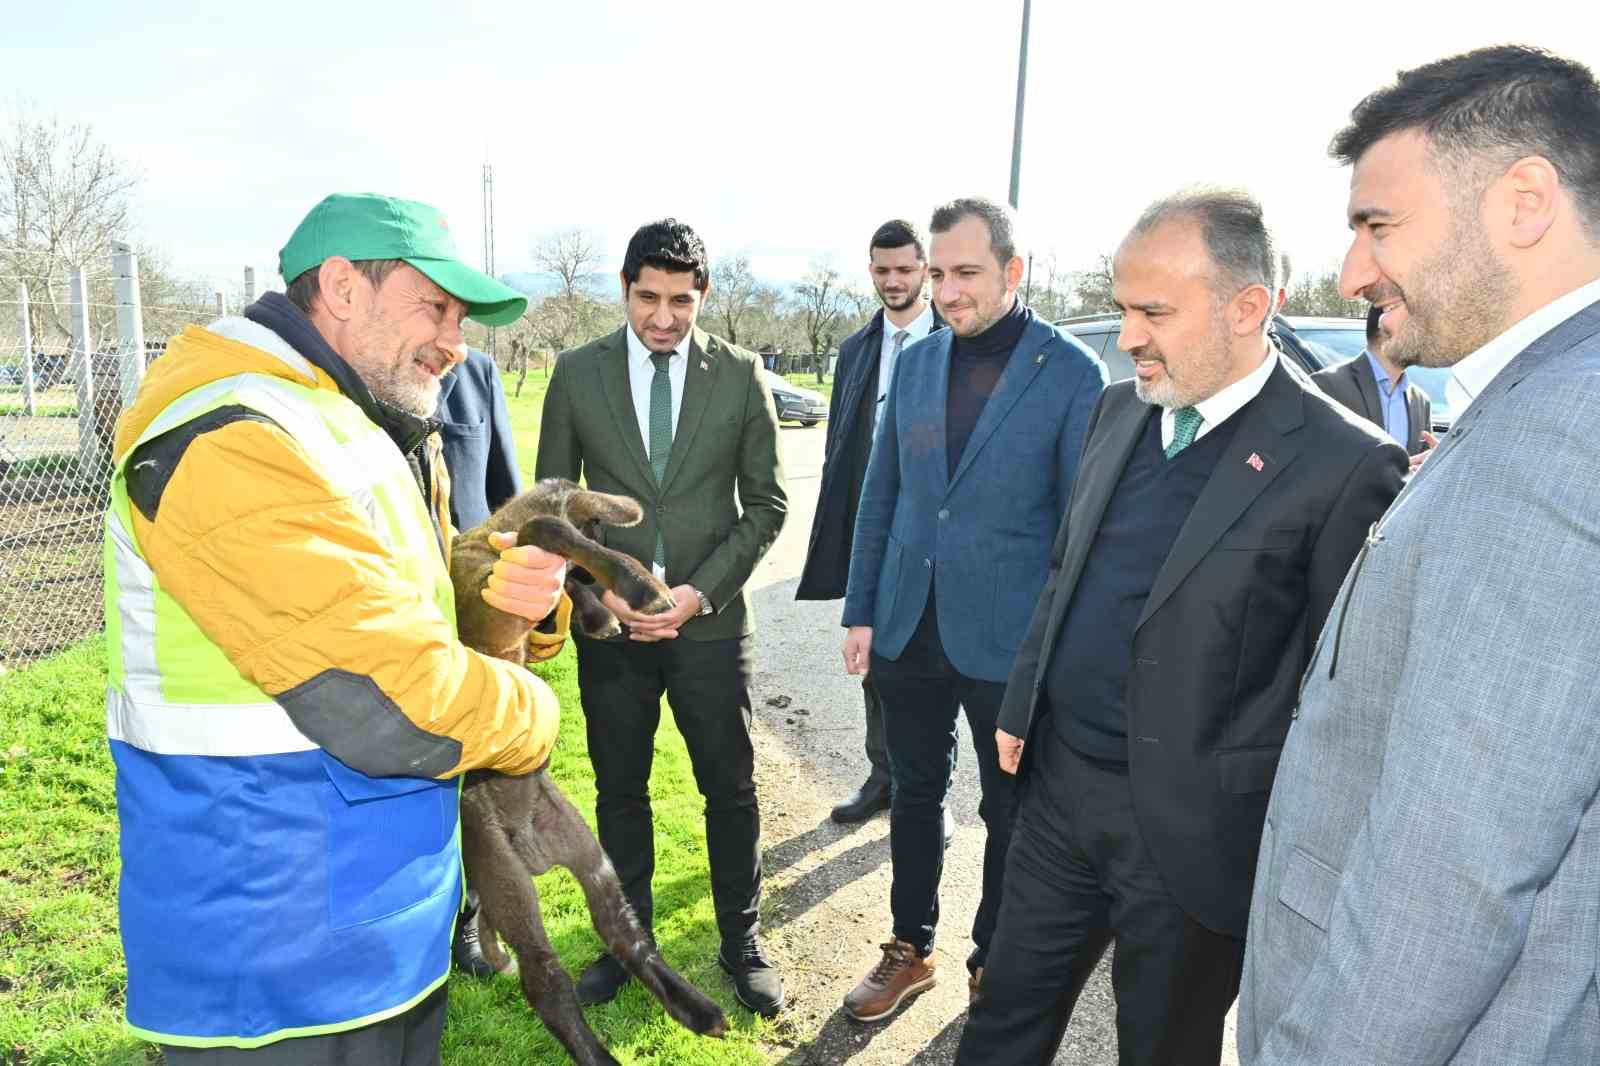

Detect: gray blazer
[1312,353,1432,455]
[1239,298,1600,1065]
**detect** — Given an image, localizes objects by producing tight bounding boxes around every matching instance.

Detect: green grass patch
[0,638,766,1065]
[781,372,833,403]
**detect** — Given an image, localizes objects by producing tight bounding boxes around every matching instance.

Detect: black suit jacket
[535,326,787,641]
[796,307,945,600]
[1312,353,1432,455]
[998,355,1406,936]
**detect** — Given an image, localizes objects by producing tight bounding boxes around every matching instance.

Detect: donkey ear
[567,490,644,528]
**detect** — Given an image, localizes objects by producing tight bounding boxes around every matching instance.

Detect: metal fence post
[215,290,226,319]
[71,267,98,481]
[244,266,256,304]
[17,283,35,416]
[113,241,145,409]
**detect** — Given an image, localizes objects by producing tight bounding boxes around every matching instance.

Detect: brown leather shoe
[844,939,937,1022]
[969,966,983,1005]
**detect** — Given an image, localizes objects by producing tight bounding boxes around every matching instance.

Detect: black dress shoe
[718,938,785,1018]
[831,778,891,824]
[452,911,499,979]
[576,952,630,1006]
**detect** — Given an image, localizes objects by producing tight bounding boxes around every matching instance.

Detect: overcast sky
[6,0,1598,298]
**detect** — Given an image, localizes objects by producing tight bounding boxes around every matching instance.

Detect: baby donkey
[450,477,726,1066]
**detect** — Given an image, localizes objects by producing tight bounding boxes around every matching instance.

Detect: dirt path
[736,427,1181,1065]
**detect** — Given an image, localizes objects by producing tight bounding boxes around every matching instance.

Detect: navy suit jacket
[797,307,945,600]
[436,347,521,530]
[842,311,1107,682]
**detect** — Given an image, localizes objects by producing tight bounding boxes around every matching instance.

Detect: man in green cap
[104,192,565,1065]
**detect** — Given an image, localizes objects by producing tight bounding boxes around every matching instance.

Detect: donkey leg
[565,576,621,640]
[511,775,729,1038]
[465,809,620,1066]
[518,516,674,615]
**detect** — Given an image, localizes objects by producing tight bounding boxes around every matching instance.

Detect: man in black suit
[1312,303,1434,462]
[796,219,951,836]
[954,190,1406,1066]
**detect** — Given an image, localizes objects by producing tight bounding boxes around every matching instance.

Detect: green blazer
[535,325,787,641]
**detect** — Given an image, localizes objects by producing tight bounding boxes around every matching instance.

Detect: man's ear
[619,270,630,302]
[1004,255,1025,292]
[316,257,361,323]
[1231,282,1273,336]
[1501,154,1561,250]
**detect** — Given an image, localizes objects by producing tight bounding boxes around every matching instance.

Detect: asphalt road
[738,422,1249,1065]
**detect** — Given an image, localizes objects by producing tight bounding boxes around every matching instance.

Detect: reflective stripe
[106,509,162,705]
[107,685,315,757]
[205,317,318,381]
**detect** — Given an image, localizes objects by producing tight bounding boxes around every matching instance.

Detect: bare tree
[703,253,762,345]
[530,227,604,300]
[1281,266,1365,318]
[1071,255,1118,315]
[793,259,849,382]
[0,109,139,344]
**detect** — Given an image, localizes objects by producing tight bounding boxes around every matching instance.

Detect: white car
[762,369,828,427]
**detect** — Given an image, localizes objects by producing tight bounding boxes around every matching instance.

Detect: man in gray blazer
[1240,45,1600,1066]
[1312,303,1432,456]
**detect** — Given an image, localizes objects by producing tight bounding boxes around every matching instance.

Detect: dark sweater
[1046,407,1240,761]
[948,297,1030,476]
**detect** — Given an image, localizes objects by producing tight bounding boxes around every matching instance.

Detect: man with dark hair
[797,218,953,839]
[1312,303,1433,458]
[107,192,566,1065]
[840,195,1106,1021]
[1241,46,1600,1066]
[951,187,1404,1066]
[536,217,788,1018]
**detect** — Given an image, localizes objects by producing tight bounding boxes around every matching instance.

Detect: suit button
[923,557,932,568]
[937,509,949,521]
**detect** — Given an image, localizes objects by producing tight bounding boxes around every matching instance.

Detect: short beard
[1387,196,1516,369]
[877,287,919,313]
[367,348,440,418]
[1132,308,1235,409]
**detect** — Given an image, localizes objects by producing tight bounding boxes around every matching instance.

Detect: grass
[0,374,771,1064]
[782,372,833,403]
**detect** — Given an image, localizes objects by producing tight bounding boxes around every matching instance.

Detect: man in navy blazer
[437,346,521,530]
[797,219,949,829]
[839,197,1107,1020]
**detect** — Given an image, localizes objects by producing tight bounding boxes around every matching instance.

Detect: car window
[1066,328,1134,382]
[1294,328,1367,365]
[1404,366,1453,420]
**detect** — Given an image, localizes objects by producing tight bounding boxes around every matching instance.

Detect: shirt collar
[1191,343,1277,429]
[883,303,935,345]
[1363,348,1404,396]
[625,324,690,369]
[1450,276,1600,404]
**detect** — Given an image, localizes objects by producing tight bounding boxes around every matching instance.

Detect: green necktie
[649,352,673,568]
[1165,406,1203,459]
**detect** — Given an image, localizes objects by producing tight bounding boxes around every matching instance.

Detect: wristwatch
[691,587,713,617]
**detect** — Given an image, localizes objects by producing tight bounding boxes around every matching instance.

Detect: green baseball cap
[278,192,528,326]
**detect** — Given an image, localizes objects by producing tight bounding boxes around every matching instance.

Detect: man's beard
[1383,204,1516,369]
[876,286,919,313]
[367,348,441,418]
[1132,314,1234,409]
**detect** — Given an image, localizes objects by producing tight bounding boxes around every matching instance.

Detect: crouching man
[105,193,565,1066]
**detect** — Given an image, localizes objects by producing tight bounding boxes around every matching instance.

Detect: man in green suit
[535,218,788,1017]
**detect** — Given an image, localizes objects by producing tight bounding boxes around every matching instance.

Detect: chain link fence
[0,244,238,671]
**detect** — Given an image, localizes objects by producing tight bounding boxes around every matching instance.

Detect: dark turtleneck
[947,295,1031,476]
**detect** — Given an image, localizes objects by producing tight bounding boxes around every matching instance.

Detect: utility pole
[1009,0,1033,303]
[482,162,496,360]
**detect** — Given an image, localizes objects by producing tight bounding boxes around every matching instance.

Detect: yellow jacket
[114,317,559,777]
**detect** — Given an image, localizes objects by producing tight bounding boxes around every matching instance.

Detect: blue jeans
[870,606,1020,973]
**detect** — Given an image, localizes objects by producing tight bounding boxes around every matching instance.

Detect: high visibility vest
[103,370,461,1048]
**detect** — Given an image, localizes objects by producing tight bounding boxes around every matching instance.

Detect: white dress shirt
[877,303,935,408]
[625,325,688,451]
[1159,345,1278,450]
[1444,276,1600,416]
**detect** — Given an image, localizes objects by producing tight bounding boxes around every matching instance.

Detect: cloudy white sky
[6,0,1598,297]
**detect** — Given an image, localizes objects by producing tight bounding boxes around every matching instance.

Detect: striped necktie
[1165,406,1203,459]
[649,352,673,568]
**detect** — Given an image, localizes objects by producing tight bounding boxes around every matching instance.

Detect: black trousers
[162,986,446,1066]
[862,677,891,785]
[955,728,1243,1066]
[870,606,1018,973]
[575,632,760,944]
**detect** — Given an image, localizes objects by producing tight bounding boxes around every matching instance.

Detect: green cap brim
[407,257,528,327]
